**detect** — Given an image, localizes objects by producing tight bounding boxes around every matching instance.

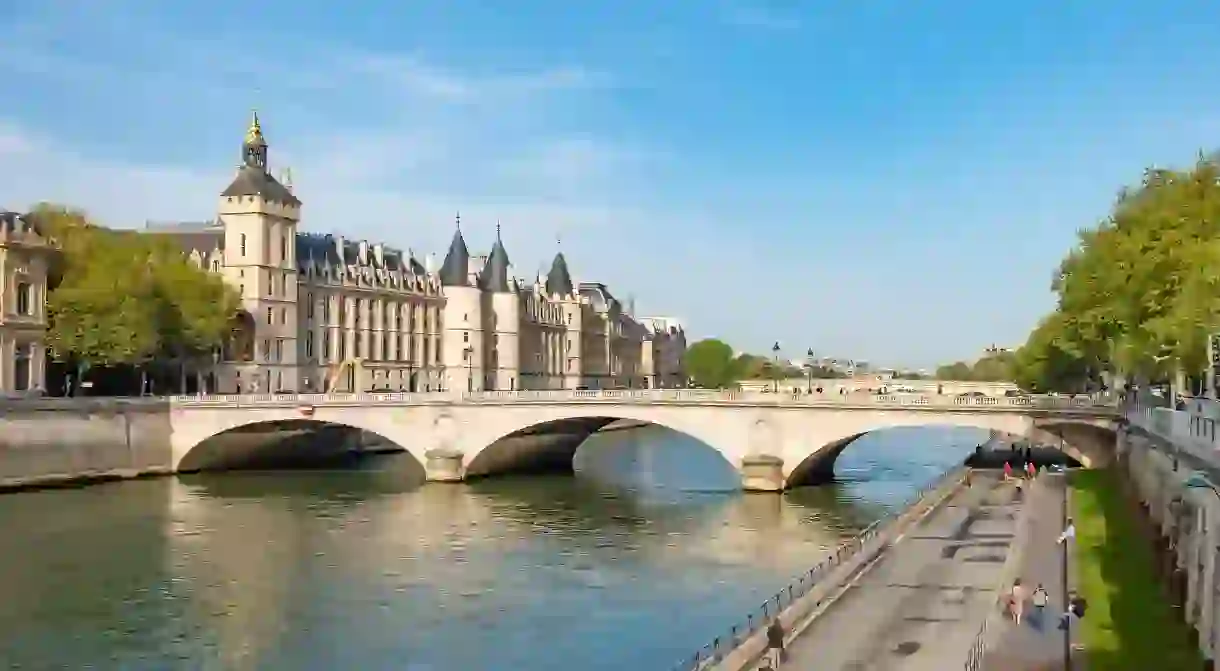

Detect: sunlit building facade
[148,114,686,393]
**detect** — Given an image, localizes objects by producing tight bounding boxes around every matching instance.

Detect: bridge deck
[772,476,1021,671]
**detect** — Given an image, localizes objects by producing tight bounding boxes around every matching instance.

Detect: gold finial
[245,110,263,143]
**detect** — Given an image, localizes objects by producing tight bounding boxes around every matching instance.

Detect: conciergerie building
[127,113,686,395]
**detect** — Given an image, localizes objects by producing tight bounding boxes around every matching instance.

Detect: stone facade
[144,113,687,394]
[0,212,54,394]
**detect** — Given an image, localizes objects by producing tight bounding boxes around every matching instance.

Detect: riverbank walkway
[980,473,1069,671]
[771,475,1022,671]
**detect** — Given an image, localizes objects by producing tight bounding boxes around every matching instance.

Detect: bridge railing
[671,467,967,671]
[1125,401,1220,462]
[155,389,1119,410]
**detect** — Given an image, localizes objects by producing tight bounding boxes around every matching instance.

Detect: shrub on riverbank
[1070,469,1203,670]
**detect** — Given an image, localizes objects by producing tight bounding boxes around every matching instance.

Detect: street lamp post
[805,347,815,394]
[771,342,781,393]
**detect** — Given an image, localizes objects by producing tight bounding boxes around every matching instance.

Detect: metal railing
[153,389,1119,411]
[672,467,966,671]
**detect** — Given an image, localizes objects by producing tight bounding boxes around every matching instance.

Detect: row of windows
[305,293,437,332]
[303,330,439,366]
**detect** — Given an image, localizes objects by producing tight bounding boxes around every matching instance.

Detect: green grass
[1070,469,1205,670]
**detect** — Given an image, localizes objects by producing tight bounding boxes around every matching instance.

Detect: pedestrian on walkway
[1058,591,1088,630]
[1026,461,1036,479]
[1057,518,1076,545]
[1003,461,1013,480]
[1009,579,1027,625]
[765,617,786,668]
[1031,584,1049,628]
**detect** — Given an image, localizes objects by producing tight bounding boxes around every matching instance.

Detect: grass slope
[1070,469,1204,670]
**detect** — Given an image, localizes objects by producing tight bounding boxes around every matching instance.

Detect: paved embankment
[980,473,1067,671]
[771,475,1023,671]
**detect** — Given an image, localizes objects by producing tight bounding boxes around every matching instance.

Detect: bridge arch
[171,406,430,473]
[781,412,1113,489]
[456,406,748,481]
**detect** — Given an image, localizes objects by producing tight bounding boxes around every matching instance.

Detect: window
[356,335,366,358]
[266,308,273,325]
[274,339,283,361]
[463,332,469,343]
[212,260,220,272]
[323,297,331,322]
[280,237,287,263]
[240,234,247,256]
[280,308,286,325]
[463,313,468,322]
[354,299,363,328]
[14,282,32,316]
[322,332,331,362]
[262,339,271,360]
[12,342,31,392]
[306,331,314,358]
[307,294,314,319]
[338,335,347,360]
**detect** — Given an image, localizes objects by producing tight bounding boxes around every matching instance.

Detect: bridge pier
[740,454,785,493]
[424,448,465,483]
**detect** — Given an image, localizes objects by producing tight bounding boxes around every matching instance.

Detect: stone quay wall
[0,399,175,491]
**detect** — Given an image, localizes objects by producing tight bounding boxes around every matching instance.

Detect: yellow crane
[324,358,365,393]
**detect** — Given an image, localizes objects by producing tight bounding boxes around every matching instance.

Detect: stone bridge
[169,390,1119,491]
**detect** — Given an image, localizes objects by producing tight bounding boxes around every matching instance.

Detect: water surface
[0,424,985,670]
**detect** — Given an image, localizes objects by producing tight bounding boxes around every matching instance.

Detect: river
[0,424,986,670]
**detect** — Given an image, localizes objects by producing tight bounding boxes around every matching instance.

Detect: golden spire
[245,110,263,144]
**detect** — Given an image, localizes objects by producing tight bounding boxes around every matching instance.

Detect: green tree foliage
[31,203,240,369]
[1013,155,1220,390]
[682,338,741,388]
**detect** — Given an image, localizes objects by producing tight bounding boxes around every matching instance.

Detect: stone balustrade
[149,389,1117,411]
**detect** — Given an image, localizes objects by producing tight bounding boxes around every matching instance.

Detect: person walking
[1003,461,1013,480]
[765,618,786,668]
[1026,461,1036,479]
[1031,584,1049,628]
[1057,518,1076,545]
[1009,579,1027,625]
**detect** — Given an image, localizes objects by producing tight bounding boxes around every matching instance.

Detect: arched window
[14,282,32,316]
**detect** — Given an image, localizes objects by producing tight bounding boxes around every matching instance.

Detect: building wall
[0,217,54,395]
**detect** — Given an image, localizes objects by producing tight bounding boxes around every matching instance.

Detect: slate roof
[546,251,574,296]
[479,227,511,292]
[221,164,301,205]
[439,228,471,286]
[0,210,44,237]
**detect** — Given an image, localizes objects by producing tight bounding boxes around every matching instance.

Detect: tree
[935,361,974,380]
[32,203,240,386]
[682,338,741,388]
[1013,153,1220,390]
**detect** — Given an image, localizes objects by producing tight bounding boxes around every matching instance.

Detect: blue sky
[2,1,1220,368]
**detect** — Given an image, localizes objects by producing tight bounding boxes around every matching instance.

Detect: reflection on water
[0,424,985,671]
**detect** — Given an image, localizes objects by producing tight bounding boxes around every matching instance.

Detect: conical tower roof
[438,217,471,286]
[480,224,512,292]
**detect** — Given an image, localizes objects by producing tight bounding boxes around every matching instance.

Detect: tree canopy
[1010,155,1220,391]
[934,350,1016,382]
[31,204,241,369]
[681,338,847,388]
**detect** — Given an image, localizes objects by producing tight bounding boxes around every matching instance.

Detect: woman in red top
[1003,461,1013,479]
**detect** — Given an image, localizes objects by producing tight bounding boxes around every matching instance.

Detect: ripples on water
[0,424,985,670]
